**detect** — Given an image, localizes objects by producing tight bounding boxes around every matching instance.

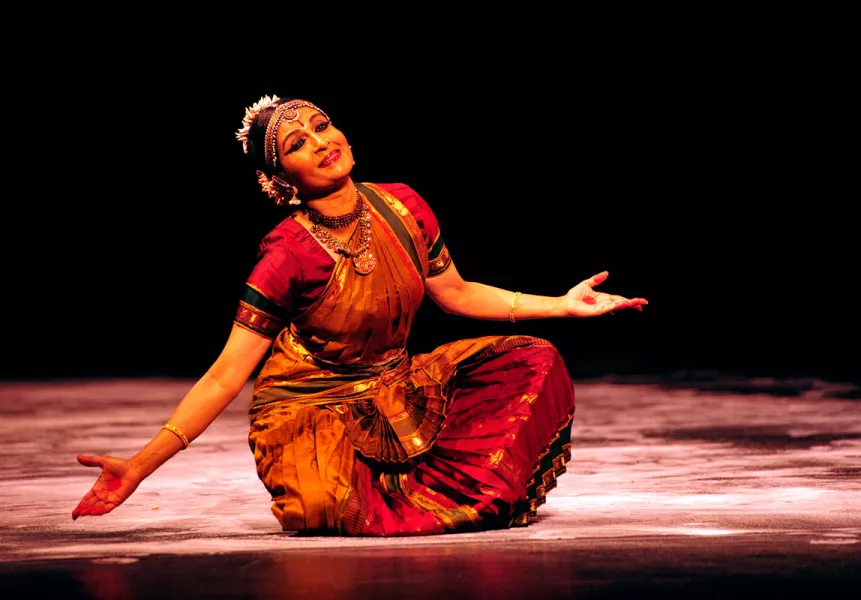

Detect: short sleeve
[377,183,453,277]
[234,234,299,339]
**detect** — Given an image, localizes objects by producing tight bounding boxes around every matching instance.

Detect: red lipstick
[319,149,341,167]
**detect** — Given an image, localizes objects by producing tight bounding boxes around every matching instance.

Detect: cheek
[278,162,304,183]
[336,135,354,159]
[331,129,349,146]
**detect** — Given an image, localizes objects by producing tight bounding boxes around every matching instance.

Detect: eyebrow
[279,112,326,152]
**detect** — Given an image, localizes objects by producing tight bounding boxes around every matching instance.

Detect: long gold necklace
[308,193,376,275]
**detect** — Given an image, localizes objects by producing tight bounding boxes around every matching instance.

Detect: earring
[271,175,300,206]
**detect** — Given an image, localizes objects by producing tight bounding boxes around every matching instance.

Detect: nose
[310,132,329,152]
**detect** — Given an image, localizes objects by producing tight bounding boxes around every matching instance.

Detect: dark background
[6,5,845,384]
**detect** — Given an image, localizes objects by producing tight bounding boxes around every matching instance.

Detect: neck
[303,179,358,216]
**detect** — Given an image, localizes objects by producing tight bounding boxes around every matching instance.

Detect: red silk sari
[237,183,575,536]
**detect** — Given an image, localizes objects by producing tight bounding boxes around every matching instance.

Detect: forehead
[275,106,327,138]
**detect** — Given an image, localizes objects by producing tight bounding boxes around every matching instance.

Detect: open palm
[71,455,143,520]
[565,271,648,317]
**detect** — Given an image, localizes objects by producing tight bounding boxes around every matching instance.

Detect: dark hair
[245,96,298,176]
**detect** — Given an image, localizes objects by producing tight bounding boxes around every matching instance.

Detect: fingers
[72,498,93,520]
[597,295,648,315]
[72,502,112,520]
[72,486,97,520]
[72,492,116,520]
[625,298,648,307]
[76,455,105,468]
[71,462,116,521]
[72,501,89,520]
[610,298,648,314]
[586,271,609,287]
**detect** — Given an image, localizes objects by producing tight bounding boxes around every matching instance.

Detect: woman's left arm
[425,260,647,321]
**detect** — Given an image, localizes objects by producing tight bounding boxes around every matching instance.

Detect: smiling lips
[319,149,341,167]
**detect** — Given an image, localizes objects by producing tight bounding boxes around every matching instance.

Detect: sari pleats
[340,338,575,535]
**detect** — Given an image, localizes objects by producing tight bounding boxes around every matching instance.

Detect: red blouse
[234,183,451,338]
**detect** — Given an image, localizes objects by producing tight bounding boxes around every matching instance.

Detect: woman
[72,95,647,536]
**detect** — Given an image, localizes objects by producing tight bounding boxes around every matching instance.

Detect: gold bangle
[161,423,189,450]
[509,291,522,323]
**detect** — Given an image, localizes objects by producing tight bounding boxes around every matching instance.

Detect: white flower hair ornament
[256,170,277,197]
[235,94,281,155]
[256,170,300,206]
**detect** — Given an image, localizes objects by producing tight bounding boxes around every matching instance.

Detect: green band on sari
[240,284,287,319]
[359,183,425,281]
[429,234,446,261]
[235,284,287,338]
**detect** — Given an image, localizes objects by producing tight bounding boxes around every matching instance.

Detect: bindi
[264,100,330,167]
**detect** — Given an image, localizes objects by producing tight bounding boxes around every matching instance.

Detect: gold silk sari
[247,183,576,535]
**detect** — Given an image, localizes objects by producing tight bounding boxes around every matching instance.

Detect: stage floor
[1,374,859,598]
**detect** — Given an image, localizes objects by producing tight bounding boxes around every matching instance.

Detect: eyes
[285,121,331,154]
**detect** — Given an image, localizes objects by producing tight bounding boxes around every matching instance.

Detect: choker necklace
[304,188,362,229]
[309,191,376,275]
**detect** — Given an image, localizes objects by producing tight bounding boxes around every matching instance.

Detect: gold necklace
[310,197,376,275]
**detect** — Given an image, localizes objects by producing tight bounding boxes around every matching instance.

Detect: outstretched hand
[564,271,648,318]
[71,455,144,520]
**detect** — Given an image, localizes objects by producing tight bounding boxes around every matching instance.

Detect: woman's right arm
[72,324,273,520]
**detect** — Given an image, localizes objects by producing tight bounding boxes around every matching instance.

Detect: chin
[330,164,353,179]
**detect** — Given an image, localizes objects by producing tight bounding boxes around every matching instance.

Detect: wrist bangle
[509,291,522,323]
[161,423,189,449]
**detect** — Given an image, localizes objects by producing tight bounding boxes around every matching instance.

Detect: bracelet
[509,291,522,323]
[161,423,189,449]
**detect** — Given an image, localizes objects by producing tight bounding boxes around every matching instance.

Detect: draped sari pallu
[247,183,576,536]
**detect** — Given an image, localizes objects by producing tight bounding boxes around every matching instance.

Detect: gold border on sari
[360,182,429,278]
[428,244,452,277]
[235,301,286,338]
